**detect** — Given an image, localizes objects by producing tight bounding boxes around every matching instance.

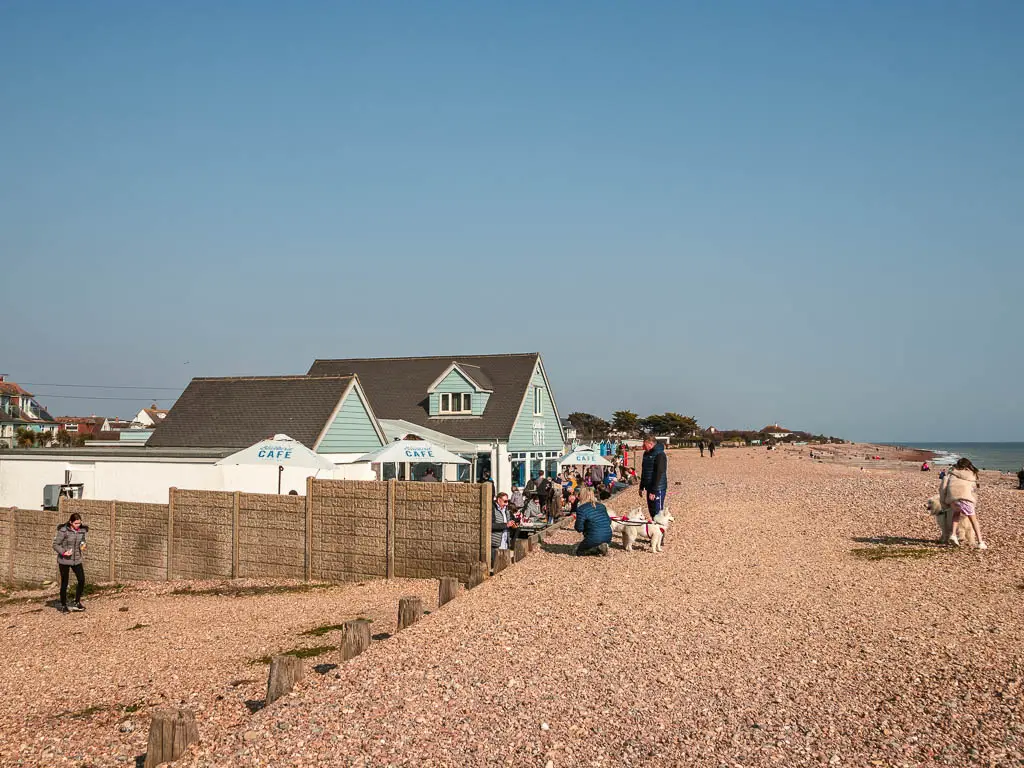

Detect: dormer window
[440,393,472,415]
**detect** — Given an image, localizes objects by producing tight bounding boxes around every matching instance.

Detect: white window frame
[439,392,472,415]
[64,424,78,433]
[533,386,543,416]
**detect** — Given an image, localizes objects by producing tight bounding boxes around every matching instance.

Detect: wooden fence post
[340,619,371,661]
[514,537,529,563]
[528,533,540,552]
[438,576,459,607]
[386,478,397,579]
[397,596,423,631]
[167,488,176,581]
[480,483,491,571]
[466,561,487,589]
[231,492,240,579]
[109,501,116,582]
[266,656,303,705]
[304,475,314,581]
[493,549,513,574]
[144,708,198,768]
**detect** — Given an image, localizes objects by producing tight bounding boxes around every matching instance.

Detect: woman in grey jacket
[52,513,88,612]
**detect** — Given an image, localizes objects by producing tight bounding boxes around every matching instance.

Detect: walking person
[52,512,88,613]
[708,441,716,458]
[698,441,705,457]
[639,436,669,522]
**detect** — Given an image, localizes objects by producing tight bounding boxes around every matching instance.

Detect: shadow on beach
[852,535,943,547]
[538,541,578,556]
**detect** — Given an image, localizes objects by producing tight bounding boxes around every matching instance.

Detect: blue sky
[2,1,1021,441]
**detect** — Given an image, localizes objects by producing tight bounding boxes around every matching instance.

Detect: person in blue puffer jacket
[639,436,668,521]
[573,487,612,556]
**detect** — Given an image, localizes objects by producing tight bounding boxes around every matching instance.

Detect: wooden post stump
[144,708,198,768]
[514,537,529,562]
[466,561,487,589]
[528,533,540,552]
[397,596,423,631]
[438,577,459,607]
[493,549,513,574]
[266,655,303,705]
[340,619,371,661]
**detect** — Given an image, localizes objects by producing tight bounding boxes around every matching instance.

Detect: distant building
[761,424,792,440]
[132,404,168,428]
[54,416,104,438]
[100,418,133,432]
[0,376,59,447]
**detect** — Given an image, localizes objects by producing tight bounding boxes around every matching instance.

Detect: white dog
[925,495,977,547]
[609,507,674,552]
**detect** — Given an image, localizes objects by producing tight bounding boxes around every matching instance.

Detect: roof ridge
[311,352,539,364]
[191,375,354,382]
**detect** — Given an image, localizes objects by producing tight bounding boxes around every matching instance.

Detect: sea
[885,442,1024,473]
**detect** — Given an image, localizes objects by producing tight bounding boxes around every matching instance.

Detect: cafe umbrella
[557,447,613,468]
[215,434,336,493]
[356,439,470,481]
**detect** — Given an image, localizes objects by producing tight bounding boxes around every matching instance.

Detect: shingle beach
[3,445,1022,767]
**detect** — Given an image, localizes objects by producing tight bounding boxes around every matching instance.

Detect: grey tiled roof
[147,376,354,449]
[454,363,494,391]
[307,353,541,441]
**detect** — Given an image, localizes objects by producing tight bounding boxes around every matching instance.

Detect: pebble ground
[3,446,1021,766]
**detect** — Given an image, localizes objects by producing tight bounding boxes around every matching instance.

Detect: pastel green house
[308,353,566,494]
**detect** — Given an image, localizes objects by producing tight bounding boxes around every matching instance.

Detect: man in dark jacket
[639,436,668,522]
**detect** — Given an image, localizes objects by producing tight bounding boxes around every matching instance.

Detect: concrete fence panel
[171,489,233,580]
[393,482,485,581]
[11,507,61,585]
[237,492,305,579]
[311,479,389,582]
[114,502,170,582]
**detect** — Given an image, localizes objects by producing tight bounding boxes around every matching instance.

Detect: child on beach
[940,458,987,549]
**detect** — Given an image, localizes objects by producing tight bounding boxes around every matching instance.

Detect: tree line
[565,411,844,445]
[566,411,699,440]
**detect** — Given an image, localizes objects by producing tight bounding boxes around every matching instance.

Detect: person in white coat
[939,458,987,549]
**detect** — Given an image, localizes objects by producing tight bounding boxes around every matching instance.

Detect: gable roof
[307,353,542,440]
[147,375,358,449]
[0,381,32,397]
[426,362,495,393]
